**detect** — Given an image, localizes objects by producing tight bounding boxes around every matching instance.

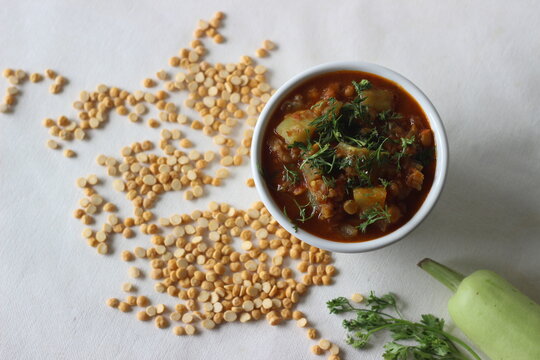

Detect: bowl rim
[251,61,448,253]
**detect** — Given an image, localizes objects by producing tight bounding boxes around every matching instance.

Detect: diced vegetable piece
[353,187,386,211]
[335,142,370,158]
[387,204,402,223]
[276,99,342,144]
[361,89,394,113]
[275,109,316,144]
[419,129,433,147]
[406,168,424,191]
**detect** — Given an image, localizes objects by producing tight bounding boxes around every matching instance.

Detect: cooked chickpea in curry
[262,71,436,242]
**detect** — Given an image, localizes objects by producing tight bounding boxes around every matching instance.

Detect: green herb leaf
[352,79,372,93]
[340,80,372,124]
[309,98,347,144]
[299,143,336,174]
[379,178,391,188]
[357,206,392,233]
[327,291,481,360]
[366,291,398,313]
[383,342,411,360]
[282,206,298,232]
[378,109,403,122]
[282,165,299,185]
[322,175,336,188]
[420,314,445,331]
[293,198,316,223]
[326,297,353,314]
[395,136,415,170]
[372,137,390,164]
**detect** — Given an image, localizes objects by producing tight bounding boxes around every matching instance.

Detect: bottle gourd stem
[418,258,465,293]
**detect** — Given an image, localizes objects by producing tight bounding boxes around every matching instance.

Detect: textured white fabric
[1,1,539,359]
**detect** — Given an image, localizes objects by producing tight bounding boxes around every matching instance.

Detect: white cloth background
[1,1,539,359]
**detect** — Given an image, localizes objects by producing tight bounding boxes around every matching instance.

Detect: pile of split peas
[0,11,377,359]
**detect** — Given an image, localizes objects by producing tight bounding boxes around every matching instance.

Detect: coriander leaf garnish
[309,98,347,144]
[357,206,391,233]
[355,168,372,187]
[338,155,372,187]
[288,139,310,152]
[345,129,390,166]
[326,292,481,360]
[400,136,416,149]
[395,136,415,170]
[341,80,371,123]
[282,165,299,185]
[282,206,290,220]
[372,137,390,164]
[282,206,298,232]
[352,79,372,93]
[345,136,368,148]
[299,143,336,174]
[293,198,316,223]
[379,178,391,188]
[322,175,336,188]
[338,155,354,170]
[377,109,403,122]
[310,100,325,111]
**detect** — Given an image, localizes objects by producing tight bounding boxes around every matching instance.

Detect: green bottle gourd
[419,258,540,360]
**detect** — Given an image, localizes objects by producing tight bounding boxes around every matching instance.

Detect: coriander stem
[392,320,482,360]
[347,306,398,320]
[359,320,480,360]
[392,304,404,319]
[427,327,481,360]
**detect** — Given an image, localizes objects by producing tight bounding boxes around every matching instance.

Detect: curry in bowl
[261,71,435,242]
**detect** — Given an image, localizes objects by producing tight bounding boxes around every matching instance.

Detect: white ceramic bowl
[251,61,448,253]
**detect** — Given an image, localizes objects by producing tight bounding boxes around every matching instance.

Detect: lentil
[106,298,119,308]
[47,12,338,359]
[351,293,364,303]
[311,345,324,355]
[307,328,318,340]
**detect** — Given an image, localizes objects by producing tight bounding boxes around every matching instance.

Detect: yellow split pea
[58,12,340,356]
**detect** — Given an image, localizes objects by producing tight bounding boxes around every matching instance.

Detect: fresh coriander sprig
[293,198,316,223]
[322,175,336,188]
[282,207,298,232]
[357,206,391,233]
[379,178,391,188]
[282,165,299,185]
[377,109,403,122]
[327,292,481,360]
[341,80,372,122]
[299,142,336,174]
[372,137,390,164]
[309,98,346,144]
[395,136,415,170]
